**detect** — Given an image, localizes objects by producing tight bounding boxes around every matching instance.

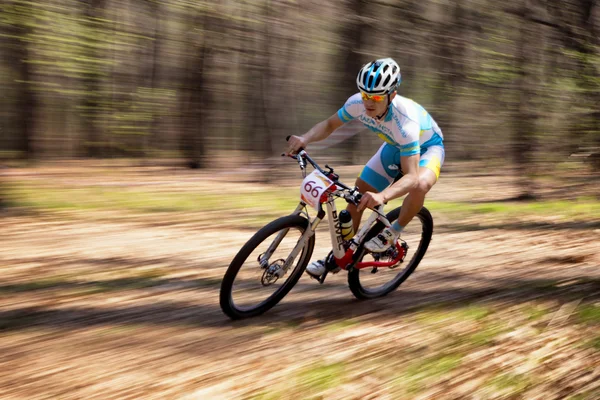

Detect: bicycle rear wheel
[347,206,433,299]
[220,214,315,319]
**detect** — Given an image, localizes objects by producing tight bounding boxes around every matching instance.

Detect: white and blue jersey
[337,93,445,192]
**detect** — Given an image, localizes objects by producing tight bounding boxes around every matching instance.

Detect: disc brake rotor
[261,259,286,286]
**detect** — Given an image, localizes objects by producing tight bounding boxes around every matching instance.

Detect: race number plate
[300,170,334,210]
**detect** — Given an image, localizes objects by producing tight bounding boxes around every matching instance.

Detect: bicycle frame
[321,195,406,270]
[261,149,406,275]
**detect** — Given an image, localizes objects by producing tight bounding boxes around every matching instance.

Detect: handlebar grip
[285,135,304,153]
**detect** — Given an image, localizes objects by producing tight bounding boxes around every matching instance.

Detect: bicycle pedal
[318,270,329,284]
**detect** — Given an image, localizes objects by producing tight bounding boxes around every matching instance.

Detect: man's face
[362,91,396,119]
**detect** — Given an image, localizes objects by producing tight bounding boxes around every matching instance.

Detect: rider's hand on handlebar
[357,191,386,212]
[286,135,307,155]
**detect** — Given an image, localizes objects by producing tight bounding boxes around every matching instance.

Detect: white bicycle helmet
[356,58,401,95]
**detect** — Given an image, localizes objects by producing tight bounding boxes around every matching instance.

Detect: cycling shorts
[359,143,445,192]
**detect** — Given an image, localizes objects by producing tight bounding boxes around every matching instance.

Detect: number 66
[304,181,320,198]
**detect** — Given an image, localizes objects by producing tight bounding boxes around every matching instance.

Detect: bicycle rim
[223,217,312,317]
[350,210,431,297]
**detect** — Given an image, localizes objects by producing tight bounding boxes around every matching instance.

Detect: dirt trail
[1,165,599,399]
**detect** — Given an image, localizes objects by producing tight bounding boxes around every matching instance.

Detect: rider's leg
[306,145,393,278]
[305,177,380,278]
[350,143,400,232]
[347,177,378,232]
[396,167,438,227]
[396,145,444,227]
[365,146,443,252]
[364,168,437,252]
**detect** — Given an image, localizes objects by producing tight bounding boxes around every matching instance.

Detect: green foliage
[417,304,492,324]
[425,199,600,221]
[522,304,551,321]
[0,0,598,171]
[326,319,359,332]
[4,180,300,216]
[400,353,463,394]
[252,362,346,399]
[585,336,600,351]
[485,373,532,396]
[576,305,600,325]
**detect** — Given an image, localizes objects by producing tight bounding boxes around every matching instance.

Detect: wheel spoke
[220,215,314,319]
[348,207,433,299]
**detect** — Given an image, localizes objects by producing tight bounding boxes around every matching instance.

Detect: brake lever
[297,152,306,168]
[347,190,390,226]
[373,206,391,227]
[280,146,306,177]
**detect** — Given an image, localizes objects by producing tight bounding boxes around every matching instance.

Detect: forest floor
[1,160,599,399]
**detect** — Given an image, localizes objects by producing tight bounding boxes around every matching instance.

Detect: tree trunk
[180,13,212,169]
[149,1,163,156]
[242,5,270,166]
[17,34,36,158]
[513,2,540,200]
[581,0,600,171]
[432,0,469,161]
[5,2,36,158]
[82,0,106,157]
[334,0,367,164]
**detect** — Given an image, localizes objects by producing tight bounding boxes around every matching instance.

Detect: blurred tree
[262,0,298,158]
[546,0,599,168]
[0,0,596,181]
[2,1,36,158]
[511,1,545,199]
[243,1,271,164]
[576,0,600,171]
[334,0,367,164]
[431,0,471,161]
[81,0,107,157]
[180,9,213,169]
[148,0,163,153]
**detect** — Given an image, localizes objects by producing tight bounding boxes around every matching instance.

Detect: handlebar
[283,136,364,206]
[282,137,389,219]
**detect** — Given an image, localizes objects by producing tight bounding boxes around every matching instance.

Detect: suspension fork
[259,202,314,269]
[282,212,322,272]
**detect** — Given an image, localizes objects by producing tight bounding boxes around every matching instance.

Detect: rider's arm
[288,113,344,153]
[380,154,420,203]
[302,113,344,144]
[289,94,361,153]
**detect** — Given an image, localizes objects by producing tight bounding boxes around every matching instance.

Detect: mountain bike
[219,146,433,320]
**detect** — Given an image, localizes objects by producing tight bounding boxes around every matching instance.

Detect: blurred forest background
[1,4,600,396]
[1,0,599,197]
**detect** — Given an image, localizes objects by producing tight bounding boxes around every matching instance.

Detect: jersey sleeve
[397,120,421,157]
[337,93,363,123]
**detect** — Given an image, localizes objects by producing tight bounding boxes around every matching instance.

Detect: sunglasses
[360,92,387,102]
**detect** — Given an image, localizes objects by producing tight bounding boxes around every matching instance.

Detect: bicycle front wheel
[347,206,433,300]
[219,214,315,319]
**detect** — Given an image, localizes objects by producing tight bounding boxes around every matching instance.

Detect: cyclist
[287,58,445,278]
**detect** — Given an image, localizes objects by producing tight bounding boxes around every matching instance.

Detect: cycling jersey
[337,93,444,156]
[337,93,445,192]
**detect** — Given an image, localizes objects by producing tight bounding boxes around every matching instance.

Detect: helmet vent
[356,58,401,93]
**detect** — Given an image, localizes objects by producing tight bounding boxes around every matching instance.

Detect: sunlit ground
[1,160,599,399]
